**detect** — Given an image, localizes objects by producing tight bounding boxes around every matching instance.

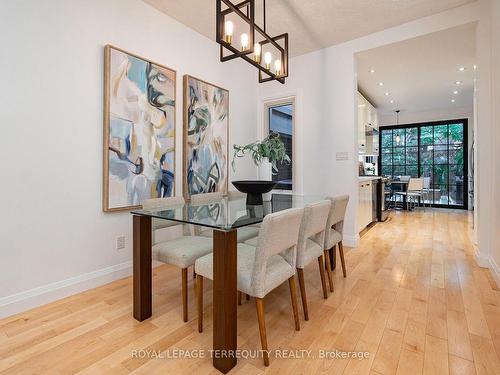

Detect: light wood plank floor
[1,209,500,375]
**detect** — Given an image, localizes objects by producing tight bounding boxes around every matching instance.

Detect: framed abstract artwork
[183,75,229,199]
[103,45,176,212]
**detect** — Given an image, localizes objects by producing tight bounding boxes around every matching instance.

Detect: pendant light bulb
[240,33,249,51]
[264,52,272,70]
[254,43,261,63]
[274,59,282,76]
[224,21,234,44]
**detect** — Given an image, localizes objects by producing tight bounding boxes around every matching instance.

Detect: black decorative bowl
[232,180,277,205]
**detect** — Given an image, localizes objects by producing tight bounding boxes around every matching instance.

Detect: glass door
[379,120,468,209]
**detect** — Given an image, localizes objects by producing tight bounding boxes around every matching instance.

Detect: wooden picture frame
[103,45,176,212]
[183,75,229,200]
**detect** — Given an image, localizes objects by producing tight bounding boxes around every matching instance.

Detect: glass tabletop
[131,194,325,231]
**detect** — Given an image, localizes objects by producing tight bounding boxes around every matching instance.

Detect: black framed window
[268,104,293,190]
[379,119,468,209]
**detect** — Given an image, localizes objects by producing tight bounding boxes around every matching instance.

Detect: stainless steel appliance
[377,177,392,222]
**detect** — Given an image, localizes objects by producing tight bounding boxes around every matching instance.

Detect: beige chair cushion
[296,201,331,269]
[297,239,324,269]
[199,226,260,243]
[153,236,212,269]
[324,195,349,249]
[244,236,258,247]
[195,243,295,299]
[190,192,224,204]
[325,228,342,250]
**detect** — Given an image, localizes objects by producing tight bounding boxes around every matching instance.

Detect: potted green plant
[231,132,290,204]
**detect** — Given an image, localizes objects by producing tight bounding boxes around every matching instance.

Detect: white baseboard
[0,261,134,319]
[474,245,490,268]
[488,256,500,289]
[343,234,359,248]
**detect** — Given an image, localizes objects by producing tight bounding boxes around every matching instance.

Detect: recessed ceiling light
[369,69,376,73]
[453,90,459,95]
[385,92,390,96]
[390,100,395,104]
[458,66,466,72]
[451,99,456,103]
[378,82,384,86]
[455,81,463,85]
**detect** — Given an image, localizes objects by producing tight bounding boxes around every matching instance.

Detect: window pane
[420,165,433,184]
[433,165,449,185]
[394,147,405,164]
[434,125,448,144]
[406,147,418,164]
[382,150,393,165]
[449,144,464,165]
[433,185,449,205]
[381,165,392,177]
[434,145,448,164]
[381,130,393,147]
[449,164,465,185]
[420,126,433,145]
[269,104,293,190]
[394,166,405,176]
[394,129,405,147]
[406,165,418,177]
[449,123,464,144]
[449,184,464,206]
[420,145,433,165]
[406,128,418,146]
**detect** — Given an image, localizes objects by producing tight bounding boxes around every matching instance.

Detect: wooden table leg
[133,215,152,321]
[212,229,237,373]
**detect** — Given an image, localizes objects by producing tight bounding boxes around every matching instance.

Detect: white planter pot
[259,158,273,202]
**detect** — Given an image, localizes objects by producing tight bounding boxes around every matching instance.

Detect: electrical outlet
[116,236,126,250]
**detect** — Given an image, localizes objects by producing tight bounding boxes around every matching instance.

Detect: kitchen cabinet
[358,180,373,231]
[358,92,379,156]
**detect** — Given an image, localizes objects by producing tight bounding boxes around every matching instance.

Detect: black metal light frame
[216,0,289,84]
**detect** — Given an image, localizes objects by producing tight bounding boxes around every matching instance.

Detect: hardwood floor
[1,209,500,374]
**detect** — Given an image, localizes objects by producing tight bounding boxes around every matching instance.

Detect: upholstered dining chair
[191,192,261,243]
[195,207,304,367]
[142,197,213,322]
[294,200,331,321]
[324,195,350,290]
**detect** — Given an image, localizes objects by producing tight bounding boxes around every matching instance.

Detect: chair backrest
[250,207,304,296]
[296,200,331,269]
[190,192,224,204]
[142,196,185,210]
[400,175,411,182]
[423,177,431,189]
[408,178,424,191]
[325,195,349,232]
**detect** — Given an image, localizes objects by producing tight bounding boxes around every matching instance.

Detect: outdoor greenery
[380,123,465,205]
[232,132,291,173]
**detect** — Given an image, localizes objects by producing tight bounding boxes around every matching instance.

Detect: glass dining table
[130,194,326,374]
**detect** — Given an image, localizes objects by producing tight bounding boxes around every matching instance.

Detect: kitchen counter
[359,176,381,183]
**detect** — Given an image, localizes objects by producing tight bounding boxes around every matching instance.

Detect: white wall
[0,0,258,317]
[258,1,483,247]
[489,0,500,285]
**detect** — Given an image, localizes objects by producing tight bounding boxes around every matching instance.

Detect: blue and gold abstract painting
[183,75,229,199]
[104,45,176,211]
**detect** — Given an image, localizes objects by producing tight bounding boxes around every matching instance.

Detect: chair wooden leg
[296,268,309,321]
[238,291,242,306]
[182,268,188,322]
[288,276,300,331]
[246,293,250,301]
[338,242,347,277]
[324,250,334,292]
[318,255,328,299]
[255,298,270,366]
[193,267,196,279]
[196,274,203,332]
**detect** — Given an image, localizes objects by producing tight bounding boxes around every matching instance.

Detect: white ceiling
[143,0,476,57]
[356,23,476,116]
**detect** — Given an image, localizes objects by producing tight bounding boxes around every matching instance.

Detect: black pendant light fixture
[216,0,289,84]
